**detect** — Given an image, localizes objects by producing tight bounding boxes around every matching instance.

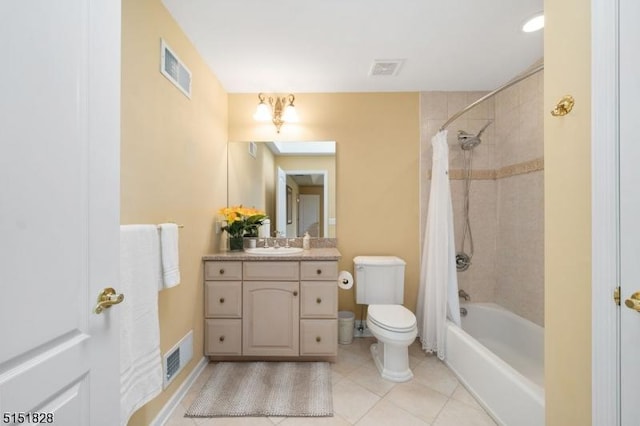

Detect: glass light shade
[253,102,272,122]
[282,104,298,123]
[522,14,544,33]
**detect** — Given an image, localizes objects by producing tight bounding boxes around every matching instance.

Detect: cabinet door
[243,281,299,356]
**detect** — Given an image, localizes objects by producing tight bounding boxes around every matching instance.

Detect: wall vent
[369,59,405,77]
[160,39,192,98]
[163,330,193,389]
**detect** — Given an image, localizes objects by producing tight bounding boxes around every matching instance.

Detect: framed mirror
[227,141,336,238]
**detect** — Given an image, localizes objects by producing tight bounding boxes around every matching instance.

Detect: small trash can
[338,311,355,344]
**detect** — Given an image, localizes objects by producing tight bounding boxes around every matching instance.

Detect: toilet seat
[368,304,416,333]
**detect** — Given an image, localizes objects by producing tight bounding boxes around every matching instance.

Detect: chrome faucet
[458,289,471,301]
[272,231,285,248]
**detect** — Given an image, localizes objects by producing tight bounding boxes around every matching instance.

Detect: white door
[0,1,121,425]
[298,194,320,237]
[620,0,640,421]
[276,167,287,236]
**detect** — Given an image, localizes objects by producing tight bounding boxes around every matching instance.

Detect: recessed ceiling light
[522,13,544,33]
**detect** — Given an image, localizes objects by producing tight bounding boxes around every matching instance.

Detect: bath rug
[185,361,333,417]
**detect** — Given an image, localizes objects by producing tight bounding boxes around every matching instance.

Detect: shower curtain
[417,130,461,360]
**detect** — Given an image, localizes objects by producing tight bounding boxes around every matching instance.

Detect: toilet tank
[354,256,406,305]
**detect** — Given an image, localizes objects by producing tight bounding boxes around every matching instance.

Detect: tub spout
[458,289,471,301]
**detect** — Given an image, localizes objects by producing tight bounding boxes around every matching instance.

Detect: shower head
[457,120,493,151]
[458,131,482,150]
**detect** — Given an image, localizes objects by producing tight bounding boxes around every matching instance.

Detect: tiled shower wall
[419,70,544,326]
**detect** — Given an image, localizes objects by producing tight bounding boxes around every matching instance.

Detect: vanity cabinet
[203,257,338,360]
[204,261,243,355]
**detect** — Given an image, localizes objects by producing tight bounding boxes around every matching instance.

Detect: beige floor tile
[176,354,495,426]
[383,381,449,423]
[277,415,351,425]
[332,378,381,424]
[165,403,198,426]
[331,348,370,376]
[432,399,497,426]
[194,416,275,426]
[450,385,483,411]
[411,357,459,397]
[345,364,397,397]
[339,337,375,359]
[355,399,429,426]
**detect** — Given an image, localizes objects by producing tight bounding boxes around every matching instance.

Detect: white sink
[245,247,304,256]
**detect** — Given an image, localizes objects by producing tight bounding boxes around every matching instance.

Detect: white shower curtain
[417,130,461,360]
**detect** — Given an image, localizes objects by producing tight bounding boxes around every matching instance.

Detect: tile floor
[165,338,497,426]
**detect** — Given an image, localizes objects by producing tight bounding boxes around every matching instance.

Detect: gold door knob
[94,287,124,314]
[624,291,640,312]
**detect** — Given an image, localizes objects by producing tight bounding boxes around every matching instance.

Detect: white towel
[158,223,181,289]
[119,225,163,426]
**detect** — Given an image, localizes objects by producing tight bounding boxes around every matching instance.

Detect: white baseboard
[151,356,209,426]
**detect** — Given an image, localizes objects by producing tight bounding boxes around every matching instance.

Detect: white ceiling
[161,0,543,93]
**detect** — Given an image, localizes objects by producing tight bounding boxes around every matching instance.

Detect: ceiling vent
[369,59,405,77]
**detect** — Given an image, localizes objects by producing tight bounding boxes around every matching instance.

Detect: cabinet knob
[219,297,225,304]
[316,297,322,304]
[219,268,225,275]
[293,291,298,296]
[316,269,322,275]
[316,336,322,342]
[219,335,225,342]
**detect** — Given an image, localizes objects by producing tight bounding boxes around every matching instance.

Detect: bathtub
[444,303,544,426]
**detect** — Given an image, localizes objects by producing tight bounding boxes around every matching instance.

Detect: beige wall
[544,0,592,424]
[121,0,228,424]
[228,142,270,209]
[229,93,420,314]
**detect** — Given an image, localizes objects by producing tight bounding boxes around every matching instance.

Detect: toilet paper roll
[338,270,353,290]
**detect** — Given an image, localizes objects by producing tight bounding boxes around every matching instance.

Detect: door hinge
[614,286,621,306]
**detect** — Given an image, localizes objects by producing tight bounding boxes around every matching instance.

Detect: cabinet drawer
[300,281,337,318]
[243,261,299,281]
[205,281,242,318]
[300,320,337,356]
[205,261,242,280]
[205,319,242,355]
[300,261,338,281]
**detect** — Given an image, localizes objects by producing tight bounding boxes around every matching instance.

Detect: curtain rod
[439,63,545,132]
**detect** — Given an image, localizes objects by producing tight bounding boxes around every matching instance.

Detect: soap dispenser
[303,232,310,250]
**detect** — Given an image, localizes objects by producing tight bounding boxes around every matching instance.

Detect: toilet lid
[368,304,416,332]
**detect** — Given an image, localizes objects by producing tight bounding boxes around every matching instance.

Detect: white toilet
[354,256,418,382]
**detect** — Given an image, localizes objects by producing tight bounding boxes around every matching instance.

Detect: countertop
[203,247,341,261]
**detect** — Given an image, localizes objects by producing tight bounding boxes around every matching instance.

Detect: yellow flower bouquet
[219,206,268,248]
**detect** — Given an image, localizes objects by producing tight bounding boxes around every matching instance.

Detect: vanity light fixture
[253,93,298,133]
[522,12,544,33]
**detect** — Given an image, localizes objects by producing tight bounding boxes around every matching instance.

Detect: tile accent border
[495,157,544,179]
[427,158,544,180]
